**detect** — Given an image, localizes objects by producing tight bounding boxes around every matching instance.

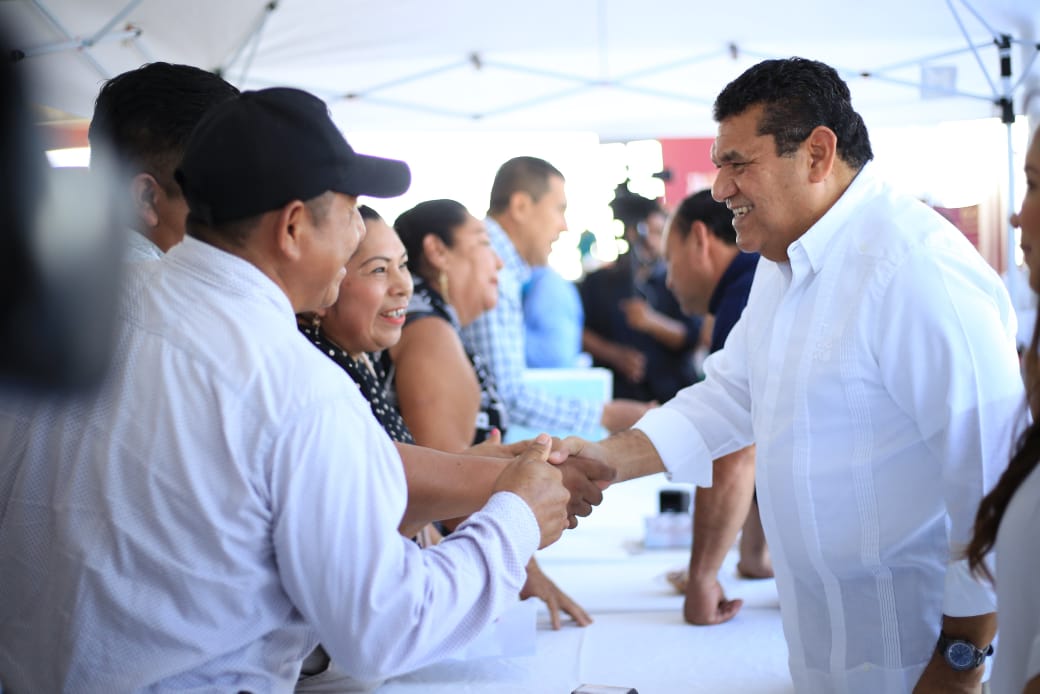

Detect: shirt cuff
[634,406,713,487]
[482,490,540,560]
[942,558,997,617]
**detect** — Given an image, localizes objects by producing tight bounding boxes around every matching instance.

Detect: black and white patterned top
[396,276,508,445]
[300,325,415,444]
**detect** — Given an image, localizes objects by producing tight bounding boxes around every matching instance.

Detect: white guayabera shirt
[637,163,1024,694]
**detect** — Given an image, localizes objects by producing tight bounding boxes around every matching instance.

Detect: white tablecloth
[377,474,794,694]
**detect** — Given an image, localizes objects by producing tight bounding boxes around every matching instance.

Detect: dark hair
[88,62,239,194]
[671,189,736,245]
[358,204,382,221]
[966,316,1040,582]
[713,57,873,170]
[393,199,469,275]
[186,191,333,247]
[609,187,664,228]
[488,156,563,215]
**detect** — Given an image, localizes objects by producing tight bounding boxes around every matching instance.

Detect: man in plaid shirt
[461,156,650,436]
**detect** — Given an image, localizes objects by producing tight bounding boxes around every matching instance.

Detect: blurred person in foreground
[0,87,575,691]
[966,125,1040,694]
[550,58,1022,693]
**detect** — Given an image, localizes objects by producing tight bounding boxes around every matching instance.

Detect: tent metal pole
[221,1,277,80]
[88,0,146,46]
[28,0,109,78]
[867,42,993,74]
[1005,121,1018,294]
[856,72,993,101]
[17,28,141,59]
[946,0,1000,96]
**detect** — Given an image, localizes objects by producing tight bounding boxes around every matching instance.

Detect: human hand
[553,444,617,527]
[612,344,646,383]
[465,427,507,457]
[620,297,654,332]
[600,398,656,434]
[492,433,570,549]
[912,651,984,694]
[678,572,743,626]
[520,558,592,630]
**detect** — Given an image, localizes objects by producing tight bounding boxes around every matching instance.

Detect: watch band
[937,631,994,671]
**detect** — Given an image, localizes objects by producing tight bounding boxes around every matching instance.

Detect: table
[376,474,794,694]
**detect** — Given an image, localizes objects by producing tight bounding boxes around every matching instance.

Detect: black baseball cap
[175,87,411,225]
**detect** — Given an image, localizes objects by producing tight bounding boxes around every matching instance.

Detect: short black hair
[488,156,563,215]
[671,189,735,245]
[393,199,469,275]
[88,62,239,194]
[713,57,873,170]
[358,204,382,222]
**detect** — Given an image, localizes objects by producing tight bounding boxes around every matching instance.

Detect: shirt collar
[165,236,296,328]
[485,216,532,285]
[786,161,880,279]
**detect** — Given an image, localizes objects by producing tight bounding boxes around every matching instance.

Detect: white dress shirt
[0,236,539,693]
[636,163,1023,693]
[125,227,164,262]
[990,462,1040,693]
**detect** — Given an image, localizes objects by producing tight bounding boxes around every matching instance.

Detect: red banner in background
[659,138,716,208]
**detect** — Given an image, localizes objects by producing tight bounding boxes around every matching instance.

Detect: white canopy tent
[5,0,1039,137]
[5,0,1040,280]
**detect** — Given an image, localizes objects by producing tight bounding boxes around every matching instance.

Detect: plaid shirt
[460,218,603,433]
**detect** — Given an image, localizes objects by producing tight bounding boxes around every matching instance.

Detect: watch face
[947,642,976,669]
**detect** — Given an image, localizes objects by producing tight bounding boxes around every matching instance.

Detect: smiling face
[710,104,814,262]
[320,215,412,355]
[440,213,504,325]
[1014,132,1040,293]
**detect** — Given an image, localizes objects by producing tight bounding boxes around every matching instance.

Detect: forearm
[395,443,504,535]
[581,328,624,367]
[687,447,756,581]
[639,311,691,351]
[601,429,667,482]
[1025,674,1040,694]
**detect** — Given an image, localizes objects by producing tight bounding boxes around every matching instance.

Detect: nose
[391,265,412,296]
[493,250,504,271]
[711,169,734,203]
[1011,211,1021,229]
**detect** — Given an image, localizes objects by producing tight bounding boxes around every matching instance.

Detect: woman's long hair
[965,314,1040,581]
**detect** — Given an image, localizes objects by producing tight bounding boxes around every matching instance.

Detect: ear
[805,125,838,183]
[130,173,162,229]
[421,233,451,271]
[508,189,533,220]
[274,200,309,262]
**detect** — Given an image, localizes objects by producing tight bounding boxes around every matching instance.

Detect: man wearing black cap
[0,87,574,692]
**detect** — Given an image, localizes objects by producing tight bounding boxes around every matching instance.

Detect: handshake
[486,434,617,549]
